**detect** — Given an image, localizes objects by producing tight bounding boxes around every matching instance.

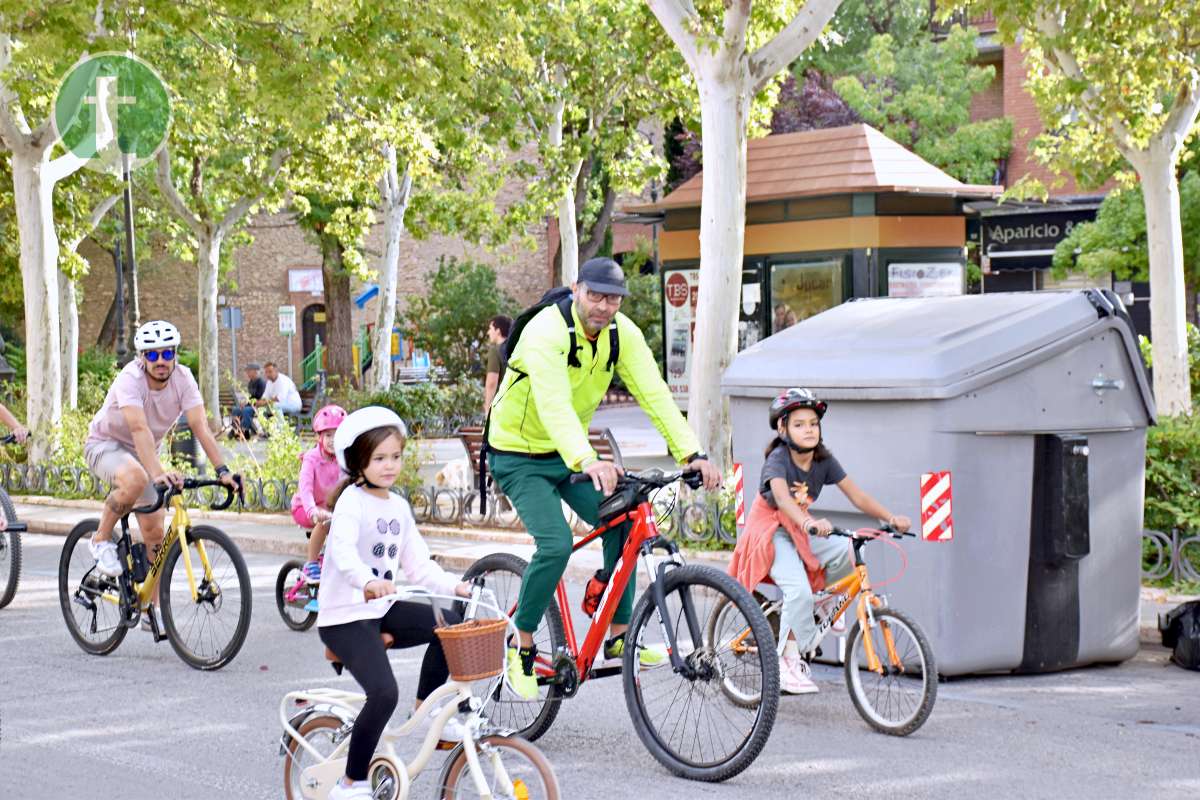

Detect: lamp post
[114,236,129,364]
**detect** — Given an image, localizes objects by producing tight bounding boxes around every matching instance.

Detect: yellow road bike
[58,477,252,670]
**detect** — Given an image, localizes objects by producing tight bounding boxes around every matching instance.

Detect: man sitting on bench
[257,362,303,422]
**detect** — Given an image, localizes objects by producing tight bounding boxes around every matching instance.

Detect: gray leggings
[769,528,853,653]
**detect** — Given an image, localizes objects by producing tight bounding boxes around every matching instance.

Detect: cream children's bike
[279,583,560,800]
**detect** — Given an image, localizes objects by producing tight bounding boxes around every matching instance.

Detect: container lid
[722,290,1154,415]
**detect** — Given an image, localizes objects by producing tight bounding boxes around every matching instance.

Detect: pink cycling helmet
[312,404,347,434]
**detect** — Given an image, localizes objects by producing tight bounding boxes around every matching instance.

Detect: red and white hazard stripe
[920,471,954,542]
[733,462,745,530]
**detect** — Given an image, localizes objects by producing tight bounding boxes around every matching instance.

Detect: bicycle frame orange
[731,561,897,675]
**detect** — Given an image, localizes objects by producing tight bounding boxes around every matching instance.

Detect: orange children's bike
[709,525,937,737]
[463,468,779,783]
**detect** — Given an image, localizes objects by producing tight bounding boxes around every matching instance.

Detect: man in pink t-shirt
[85,320,238,581]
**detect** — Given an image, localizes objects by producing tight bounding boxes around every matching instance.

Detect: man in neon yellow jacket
[488,257,721,698]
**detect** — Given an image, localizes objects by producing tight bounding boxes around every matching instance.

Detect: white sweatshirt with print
[316,484,460,627]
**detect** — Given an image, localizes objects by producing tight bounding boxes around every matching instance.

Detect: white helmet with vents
[133,320,181,351]
[333,406,408,474]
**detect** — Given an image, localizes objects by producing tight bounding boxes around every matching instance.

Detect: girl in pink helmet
[290,404,348,602]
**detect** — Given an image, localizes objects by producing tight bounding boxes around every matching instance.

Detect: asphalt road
[1,533,1198,799]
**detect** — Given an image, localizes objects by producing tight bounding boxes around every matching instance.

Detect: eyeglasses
[143,349,175,363]
[585,289,623,306]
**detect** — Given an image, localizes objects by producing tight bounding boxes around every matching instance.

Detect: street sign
[219,306,243,330]
[278,305,296,335]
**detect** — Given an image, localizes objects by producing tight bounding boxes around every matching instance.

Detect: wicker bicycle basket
[434,617,508,682]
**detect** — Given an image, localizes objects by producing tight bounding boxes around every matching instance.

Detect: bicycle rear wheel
[160,524,252,670]
[437,735,561,799]
[461,553,565,741]
[57,519,128,655]
[623,564,779,782]
[275,559,317,631]
[844,606,937,736]
[0,487,21,608]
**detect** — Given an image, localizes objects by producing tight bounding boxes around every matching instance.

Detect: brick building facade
[76,189,552,386]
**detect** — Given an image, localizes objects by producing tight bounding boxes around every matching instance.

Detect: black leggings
[318,601,462,781]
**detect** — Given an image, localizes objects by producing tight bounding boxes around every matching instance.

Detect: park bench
[456,425,623,498]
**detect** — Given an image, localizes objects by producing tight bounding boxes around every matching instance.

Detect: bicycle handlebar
[806,523,915,540]
[1,434,16,445]
[131,475,244,515]
[1,522,26,533]
[568,467,704,491]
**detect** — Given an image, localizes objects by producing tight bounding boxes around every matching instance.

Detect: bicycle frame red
[531,500,660,682]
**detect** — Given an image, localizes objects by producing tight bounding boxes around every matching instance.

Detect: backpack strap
[557,297,582,368]
[606,320,619,372]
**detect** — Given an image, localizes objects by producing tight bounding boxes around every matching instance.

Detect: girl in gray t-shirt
[754,390,912,695]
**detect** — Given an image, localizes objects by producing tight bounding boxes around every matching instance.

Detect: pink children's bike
[275,552,322,631]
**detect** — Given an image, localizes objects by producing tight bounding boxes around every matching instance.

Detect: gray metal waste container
[722,289,1155,675]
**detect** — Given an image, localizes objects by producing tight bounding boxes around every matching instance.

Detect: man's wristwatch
[685,452,709,465]
[215,464,230,478]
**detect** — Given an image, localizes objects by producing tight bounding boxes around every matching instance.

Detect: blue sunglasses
[143,348,175,362]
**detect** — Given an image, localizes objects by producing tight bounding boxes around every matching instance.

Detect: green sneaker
[604,634,668,667]
[505,646,539,700]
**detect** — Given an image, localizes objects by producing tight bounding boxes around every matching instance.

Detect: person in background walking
[482,314,512,414]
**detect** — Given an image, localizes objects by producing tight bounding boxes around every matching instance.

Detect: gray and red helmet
[768,388,827,429]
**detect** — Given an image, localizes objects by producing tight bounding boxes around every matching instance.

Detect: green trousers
[488,452,636,633]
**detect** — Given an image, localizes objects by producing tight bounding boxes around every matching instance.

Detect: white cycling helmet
[134,320,182,351]
[333,406,409,474]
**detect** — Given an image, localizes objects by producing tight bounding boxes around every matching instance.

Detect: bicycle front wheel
[275,559,317,631]
[282,713,349,800]
[844,606,937,736]
[57,519,128,655]
[460,553,565,741]
[624,564,779,782]
[160,524,252,670]
[437,735,561,800]
[0,487,21,608]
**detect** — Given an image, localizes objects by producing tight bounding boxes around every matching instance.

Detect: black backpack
[502,286,619,377]
[1160,600,1200,671]
[477,287,620,511]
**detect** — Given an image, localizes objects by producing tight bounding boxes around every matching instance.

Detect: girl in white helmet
[316,406,472,800]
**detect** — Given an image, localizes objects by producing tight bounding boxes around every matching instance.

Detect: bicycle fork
[642,546,704,679]
[854,594,902,674]
[170,499,218,603]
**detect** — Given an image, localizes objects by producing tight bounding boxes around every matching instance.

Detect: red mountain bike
[463,468,778,783]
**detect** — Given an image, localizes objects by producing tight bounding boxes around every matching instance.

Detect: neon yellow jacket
[488,301,700,470]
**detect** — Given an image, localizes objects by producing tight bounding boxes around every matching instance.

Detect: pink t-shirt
[291,444,343,517]
[86,360,204,450]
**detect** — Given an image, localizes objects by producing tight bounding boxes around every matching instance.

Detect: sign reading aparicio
[983,208,1096,253]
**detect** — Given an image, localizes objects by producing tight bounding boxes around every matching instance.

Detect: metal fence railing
[0,463,740,547]
[1142,529,1200,583]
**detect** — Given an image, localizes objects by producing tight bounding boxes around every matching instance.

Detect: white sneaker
[438,715,467,744]
[327,779,374,799]
[780,654,819,695]
[89,538,122,577]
